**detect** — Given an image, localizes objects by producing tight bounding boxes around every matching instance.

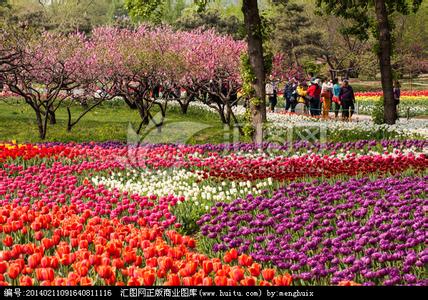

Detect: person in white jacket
[265,75,277,112]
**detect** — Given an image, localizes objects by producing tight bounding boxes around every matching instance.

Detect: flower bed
[0,140,426,286]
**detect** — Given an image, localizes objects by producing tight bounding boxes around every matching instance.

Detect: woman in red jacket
[306,79,321,116]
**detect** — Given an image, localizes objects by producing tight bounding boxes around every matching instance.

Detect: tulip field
[0,139,427,286]
[355,91,428,116]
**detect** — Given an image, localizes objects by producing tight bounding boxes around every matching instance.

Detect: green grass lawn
[0,99,246,144]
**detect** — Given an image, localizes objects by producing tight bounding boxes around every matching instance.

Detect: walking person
[307,78,322,116]
[339,79,355,121]
[393,80,401,120]
[332,78,341,119]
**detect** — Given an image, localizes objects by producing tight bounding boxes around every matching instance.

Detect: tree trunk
[48,108,56,125]
[35,109,45,139]
[124,97,137,109]
[374,0,396,124]
[242,0,266,143]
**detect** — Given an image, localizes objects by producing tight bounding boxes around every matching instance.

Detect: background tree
[316,0,423,125]
[0,30,84,138]
[266,1,324,71]
[175,7,245,40]
[126,0,267,142]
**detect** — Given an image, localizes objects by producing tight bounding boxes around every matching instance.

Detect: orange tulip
[226,278,237,286]
[40,257,50,268]
[35,268,54,281]
[186,238,196,248]
[74,263,89,277]
[338,280,361,286]
[223,252,233,263]
[261,268,275,281]
[123,250,137,265]
[166,274,180,286]
[143,247,156,259]
[21,267,33,275]
[134,256,143,267]
[273,273,292,286]
[230,266,245,282]
[229,248,238,259]
[248,263,261,277]
[112,258,124,269]
[40,280,52,286]
[182,276,194,286]
[202,260,213,275]
[214,275,228,286]
[238,254,253,266]
[213,261,222,272]
[7,263,20,279]
[50,257,59,269]
[96,265,113,279]
[79,240,89,249]
[19,275,33,286]
[259,280,272,286]
[158,257,173,271]
[80,277,92,286]
[28,253,42,269]
[127,277,141,286]
[180,261,197,277]
[202,277,213,286]
[240,276,256,286]
[142,270,156,286]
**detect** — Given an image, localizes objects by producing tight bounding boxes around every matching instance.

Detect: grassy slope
[0,100,247,144]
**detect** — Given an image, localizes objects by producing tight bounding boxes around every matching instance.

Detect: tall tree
[267,1,324,69]
[242,0,266,143]
[316,0,423,125]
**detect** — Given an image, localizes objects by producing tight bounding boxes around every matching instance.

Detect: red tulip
[0,262,8,274]
[273,273,292,286]
[240,276,256,286]
[166,274,180,286]
[7,264,20,279]
[238,254,253,266]
[2,235,13,247]
[142,270,156,286]
[19,275,33,286]
[127,277,141,286]
[80,277,92,286]
[28,253,41,269]
[96,265,113,279]
[34,231,43,241]
[262,268,275,281]
[259,280,272,286]
[248,263,261,277]
[202,277,213,286]
[35,268,54,281]
[182,276,194,286]
[202,260,213,275]
[145,257,157,268]
[229,266,244,282]
[214,275,228,286]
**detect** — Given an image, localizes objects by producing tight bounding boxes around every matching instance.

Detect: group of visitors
[266,74,357,120]
[266,73,402,121]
